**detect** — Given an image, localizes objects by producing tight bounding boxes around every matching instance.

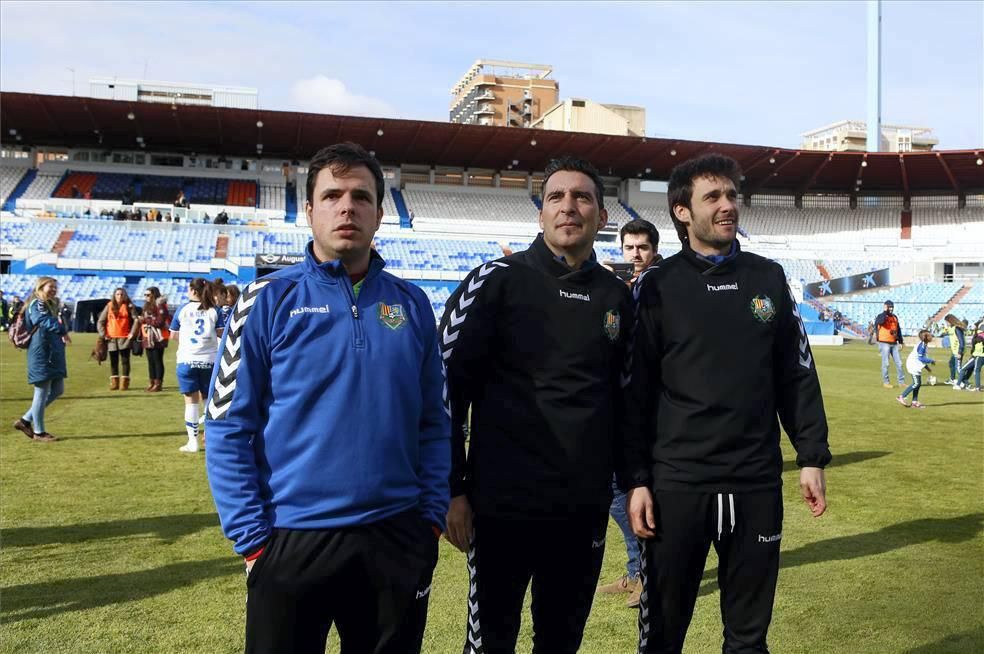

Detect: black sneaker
[13,419,34,440]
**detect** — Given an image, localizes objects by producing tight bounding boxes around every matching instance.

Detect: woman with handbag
[13,276,69,442]
[140,287,171,392]
[97,288,140,390]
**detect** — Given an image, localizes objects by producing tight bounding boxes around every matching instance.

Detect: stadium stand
[258,183,285,211]
[820,282,963,333]
[60,224,217,263]
[402,187,538,222]
[0,167,29,205]
[19,171,63,200]
[2,273,127,303]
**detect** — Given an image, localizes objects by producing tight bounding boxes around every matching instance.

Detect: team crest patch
[750,295,776,323]
[604,309,621,342]
[378,303,407,330]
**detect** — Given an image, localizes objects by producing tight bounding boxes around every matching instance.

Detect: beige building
[531,98,646,137]
[802,120,938,153]
[449,60,559,128]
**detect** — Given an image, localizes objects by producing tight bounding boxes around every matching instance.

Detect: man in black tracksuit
[621,154,831,654]
[441,156,632,654]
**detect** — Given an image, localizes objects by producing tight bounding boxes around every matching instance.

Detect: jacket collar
[302,241,386,283]
[679,238,741,275]
[528,233,599,279]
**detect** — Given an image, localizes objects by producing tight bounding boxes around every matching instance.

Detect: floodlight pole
[866,0,882,152]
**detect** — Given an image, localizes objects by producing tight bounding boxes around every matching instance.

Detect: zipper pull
[351,305,359,319]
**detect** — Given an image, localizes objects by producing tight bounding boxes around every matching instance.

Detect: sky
[1,1,982,150]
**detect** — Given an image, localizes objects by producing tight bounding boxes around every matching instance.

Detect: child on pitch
[954,322,983,392]
[898,329,935,408]
[170,278,224,452]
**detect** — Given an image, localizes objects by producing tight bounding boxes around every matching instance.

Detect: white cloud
[288,76,397,118]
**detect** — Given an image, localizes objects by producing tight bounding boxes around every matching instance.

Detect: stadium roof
[2,91,982,195]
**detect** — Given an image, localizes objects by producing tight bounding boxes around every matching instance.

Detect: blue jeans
[901,373,922,402]
[609,479,640,579]
[879,343,905,384]
[23,377,65,434]
[949,353,964,381]
[958,357,982,387]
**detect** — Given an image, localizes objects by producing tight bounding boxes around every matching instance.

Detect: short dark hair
[542,155,605,211]
[619,219,660,249]
[667,154,742,242]
[306,142,385,209]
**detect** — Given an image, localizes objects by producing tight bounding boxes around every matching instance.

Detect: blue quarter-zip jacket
[205,244,450,555]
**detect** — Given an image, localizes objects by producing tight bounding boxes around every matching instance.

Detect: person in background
[221,284,240,323]
[0,290,9,331]
[140,287,171,393]
[58,301,73,332]
[597,218,660,609]
[955,320,983,391]
[171,278,224,453]
[13,277,69,443]
[874,300,905,388]
[898,329,935,409]
[9,295,24,324]
[98,288,140,391]
[941,314,968,385]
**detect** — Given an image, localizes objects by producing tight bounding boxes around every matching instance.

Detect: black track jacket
[440,234,632,519]
[620,241,831,493]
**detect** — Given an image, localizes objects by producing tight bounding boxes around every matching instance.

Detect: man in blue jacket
[205,142,450,654]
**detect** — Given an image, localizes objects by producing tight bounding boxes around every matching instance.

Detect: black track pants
[245,510,438,654]
[462,512,608,654]
[638,490,783,654]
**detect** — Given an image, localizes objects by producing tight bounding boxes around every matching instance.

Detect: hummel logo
[707,282,739,292]
[560,289,591,302]
[758,532,782,543]
[416,584,432,599]
[289,304,331,318]
[591,538,606,548]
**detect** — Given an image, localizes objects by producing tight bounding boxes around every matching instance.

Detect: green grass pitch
[1,335,981,653]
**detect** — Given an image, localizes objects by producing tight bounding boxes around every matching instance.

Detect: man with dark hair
[206,141,449,654]
[442,155,631,653]
[620,218,661,278]
[874,300,906,388]
[623,152,831,654]
[598,217,660,608]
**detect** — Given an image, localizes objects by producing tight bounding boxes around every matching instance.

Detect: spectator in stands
[171,278,223,453]
[13,277,69,443]
[622,153,830,654]
[174,190,187,207]
[0,291,8,331]
[214,210,229,225]
[140,287,170,393]
[163,211,173,223]
[898,329,935,408]
[597,217,660,609]
[442,155,631,653]
[97,288,140,391]
[205,142,447,653]
[942,314,968,385]
[71,184,81,199]
[874,300,906,388]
